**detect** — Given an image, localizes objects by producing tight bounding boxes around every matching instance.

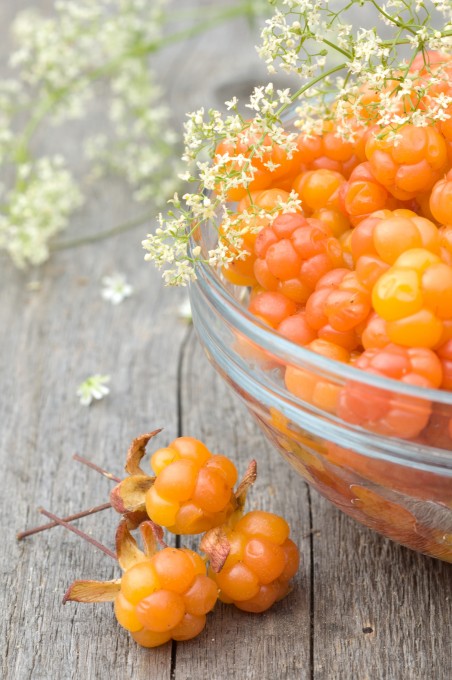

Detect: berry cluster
[219,51,452,448]
[146,436,238,534]
[115,547,218,646]
[62,432,300,649]
[206,511,299,613]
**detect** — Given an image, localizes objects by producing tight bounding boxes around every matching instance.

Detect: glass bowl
[188,223,452,563]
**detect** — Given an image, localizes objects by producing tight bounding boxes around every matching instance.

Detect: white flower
[0,156,83,268]
[178,297,192,323]
[101,273,134,305]
[76,374,110,406]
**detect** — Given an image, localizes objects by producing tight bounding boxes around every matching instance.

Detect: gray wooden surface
[1,2,451,679]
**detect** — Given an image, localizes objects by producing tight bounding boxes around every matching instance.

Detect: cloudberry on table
[253,212,344,305]
[145,437,238,534]
[114,547,218,647]
[205,510,299,614]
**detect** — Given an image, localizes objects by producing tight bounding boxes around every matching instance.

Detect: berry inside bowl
[188,216,452,563]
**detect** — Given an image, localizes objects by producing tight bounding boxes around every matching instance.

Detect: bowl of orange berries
[188,54,452,563]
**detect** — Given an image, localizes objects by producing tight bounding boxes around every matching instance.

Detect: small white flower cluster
[101,273,134,305]
[143,85,301,285]
[144,0,452,286]
[76,374,110,406]
[0,0,179,268]
[259,0,452,136]
[0,156,83,268]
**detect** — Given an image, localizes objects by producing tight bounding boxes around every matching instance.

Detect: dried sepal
[116,519,146,571]
[140,520,167,557]
[200,525,230,573]
[123,509,149,530]
[63,579,121,604]
[234,459,257,511]
[110,475,154,515]
[124,429,162,476]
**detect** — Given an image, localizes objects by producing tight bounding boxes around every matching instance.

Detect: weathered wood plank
[176,329,312,680]
[1,1,451,679]
[0,2,280,679]
[311,492,452,680]
[0,0,189,678]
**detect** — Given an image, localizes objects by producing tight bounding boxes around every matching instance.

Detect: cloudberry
[339,162,392,225]
[305,269,371,351]
[294,121,360,178]
[365,124,448,201]
[293,168,345,213]
[253,212,344,304]
[311,207,351,239]
[115,548,218,647]
[221,189,292,287]
[350,209,441,291]
[276,310,317,346]
[436,339,452,390]
[248,290,298,328]
[285,338,350,414]
[146,437,238,534]
[206,511,299,614]
[214,125,302,201]
[430,169,452,226]
[338,343,443,439]
[372,248,452,348]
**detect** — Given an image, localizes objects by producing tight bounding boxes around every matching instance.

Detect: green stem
[50,211,153,252]
[368,0,418,34]
[321,38,352,60]
[279,62,347,116]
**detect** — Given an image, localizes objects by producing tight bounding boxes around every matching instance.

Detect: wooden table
[1,2,451,678]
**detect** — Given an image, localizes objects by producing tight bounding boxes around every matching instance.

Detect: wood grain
[175,330,311,680]
[0,1,451,679]
[311,493,452,680]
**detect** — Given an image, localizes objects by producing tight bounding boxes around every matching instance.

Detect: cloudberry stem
[73,454,122,483]
[39,508,117,560]
[17,502,112,541]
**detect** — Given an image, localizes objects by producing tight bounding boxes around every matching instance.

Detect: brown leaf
[140,520,167,557]
[116,519,146,571]
[110,475,154,514]
[63,579,121,604]
[235,459,257,511]
[125,429,162,476]
[200,526,230,573]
